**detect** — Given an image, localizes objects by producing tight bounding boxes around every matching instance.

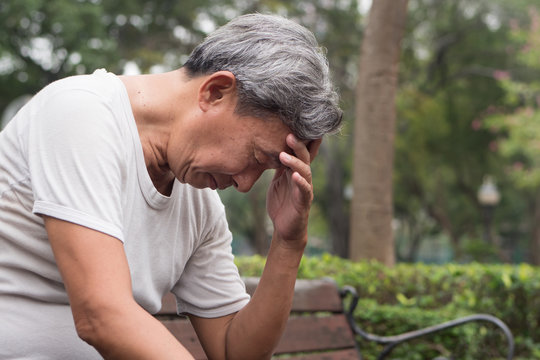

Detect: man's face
[172,111,292,193]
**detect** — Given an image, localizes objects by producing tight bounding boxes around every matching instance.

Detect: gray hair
[183,13,342,140]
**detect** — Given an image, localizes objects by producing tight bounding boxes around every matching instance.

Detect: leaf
[396,292,417,306]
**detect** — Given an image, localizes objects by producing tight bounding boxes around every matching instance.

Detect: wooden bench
[155,278,514,359]
[156,277,358,359]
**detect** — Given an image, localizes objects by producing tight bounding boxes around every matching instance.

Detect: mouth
[209,174,218,190]
[209,174,236,190]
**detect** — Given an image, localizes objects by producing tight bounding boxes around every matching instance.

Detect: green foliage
[460,237,501,262]
[236,254,540,359]
[393,0,519,260]
[484,7,540,190]
[0,0,199,112]
[477,6,540,265]
[2,0,539,261]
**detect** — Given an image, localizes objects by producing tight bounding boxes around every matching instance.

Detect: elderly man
[0,13,342,359]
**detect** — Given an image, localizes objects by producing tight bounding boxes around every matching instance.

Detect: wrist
[272,232,308,252]
[265,234,306,274]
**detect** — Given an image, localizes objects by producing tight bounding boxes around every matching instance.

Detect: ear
[198,71,237,111]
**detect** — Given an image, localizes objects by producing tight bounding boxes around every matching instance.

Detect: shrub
[235,254,540,359]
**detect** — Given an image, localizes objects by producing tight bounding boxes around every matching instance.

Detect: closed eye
[254,145,286,170]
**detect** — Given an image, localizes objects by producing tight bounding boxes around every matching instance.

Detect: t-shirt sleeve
[172,199,250,318]
[28,88,125,241]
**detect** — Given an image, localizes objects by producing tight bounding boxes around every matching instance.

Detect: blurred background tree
[350,0,409,266]
[392,0,536,264]
[0,0,206,114]
[484,5,540,265]
[1,0,539,265]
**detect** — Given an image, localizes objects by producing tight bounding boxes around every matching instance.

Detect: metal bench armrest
[339,286,515,360]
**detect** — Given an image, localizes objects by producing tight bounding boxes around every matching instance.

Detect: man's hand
[266,134,322,246]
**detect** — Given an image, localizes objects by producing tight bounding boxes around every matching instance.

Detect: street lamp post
[477,176,501,245]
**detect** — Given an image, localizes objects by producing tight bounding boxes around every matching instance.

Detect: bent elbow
[71,300,121,349]
[73,308,108,346]
[74,315,98,345]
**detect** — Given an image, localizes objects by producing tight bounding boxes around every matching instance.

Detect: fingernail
[281,152,292,162]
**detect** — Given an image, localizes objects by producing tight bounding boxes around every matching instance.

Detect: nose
[232,167,265,193]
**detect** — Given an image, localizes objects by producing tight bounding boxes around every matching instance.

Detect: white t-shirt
[0,69,250,359]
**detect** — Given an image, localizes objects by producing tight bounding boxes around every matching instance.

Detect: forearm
[225,233,306,359]
[221,134,318,359]
[79,300,194,359]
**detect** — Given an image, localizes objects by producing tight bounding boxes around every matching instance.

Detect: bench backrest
[155,277,359,359]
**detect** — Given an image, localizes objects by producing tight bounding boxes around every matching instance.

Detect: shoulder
[38,69,121,102]
[26,70,130,141]
[29,69,125,123]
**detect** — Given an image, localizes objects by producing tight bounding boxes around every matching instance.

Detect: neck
[120,69,187,195]
[141,134,176,195]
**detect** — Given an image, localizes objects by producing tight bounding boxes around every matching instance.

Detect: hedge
[235,254,540,360]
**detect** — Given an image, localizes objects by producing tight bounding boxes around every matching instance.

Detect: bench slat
[273,314,357,354]
[159,314,357,359]
[244,277,344,312]
[159,278,344,315]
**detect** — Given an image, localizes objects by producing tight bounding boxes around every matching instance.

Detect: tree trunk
[349,0,409,266]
